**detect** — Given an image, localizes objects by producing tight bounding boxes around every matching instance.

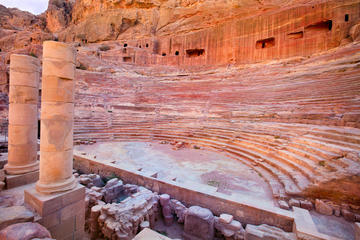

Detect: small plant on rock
[103,172,118,183]
[76,63,87,70]
[318,161,326,167]
[207,180,220,187]
[29,52,37,58]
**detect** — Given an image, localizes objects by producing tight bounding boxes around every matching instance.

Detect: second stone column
[36,41,77,194]
[5,54,39,175]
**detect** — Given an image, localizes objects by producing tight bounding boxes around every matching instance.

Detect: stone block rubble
[87,185,159,239]
[97,187,159,240]
[78,173,104,188]
[76,174,158,240]
[283,197,360,222]
[214,214,245,240]
[76,171,298,240]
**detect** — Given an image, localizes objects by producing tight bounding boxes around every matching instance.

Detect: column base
[5,170,39,189]
[4,161,39,175]
[35,175,76,194]
[24,183,85,240]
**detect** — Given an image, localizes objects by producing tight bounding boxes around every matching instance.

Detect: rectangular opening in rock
[256,37,275,49]
[287,31,304,39]
[123,56,132,62]
[305,20,333,32]
[345,14,349,22]
[186,49,205,57]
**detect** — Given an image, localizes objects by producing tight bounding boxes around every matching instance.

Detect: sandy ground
[75,141,273,202]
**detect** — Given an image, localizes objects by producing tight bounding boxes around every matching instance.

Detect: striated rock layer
[57,0,360,66]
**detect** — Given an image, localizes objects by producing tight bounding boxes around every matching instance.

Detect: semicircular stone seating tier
[73,116,360,200]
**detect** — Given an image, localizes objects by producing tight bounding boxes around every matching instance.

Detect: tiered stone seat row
[73,118,360,200]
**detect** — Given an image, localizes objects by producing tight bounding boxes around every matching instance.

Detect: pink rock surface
[184,206,214,240]
[315,199,333,216]
[0,222,52,240]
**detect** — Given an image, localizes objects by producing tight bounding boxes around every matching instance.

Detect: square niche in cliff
[256,37,275,49]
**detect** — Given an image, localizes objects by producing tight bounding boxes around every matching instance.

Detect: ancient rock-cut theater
[0,0,360,239]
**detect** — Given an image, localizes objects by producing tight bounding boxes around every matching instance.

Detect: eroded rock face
[0,5,43,30]
[46,0,74,33]
[350,22,360,41]
[0,222,52,240]
[58,0,356,43]
[0,4,50,54]
[45,0,360,67]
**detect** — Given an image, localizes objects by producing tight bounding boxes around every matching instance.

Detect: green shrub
[29,52,37,58]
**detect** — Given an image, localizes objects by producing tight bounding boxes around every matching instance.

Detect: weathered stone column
[36,41,76,194]
[5,54,39,175]
[25,41,85,240]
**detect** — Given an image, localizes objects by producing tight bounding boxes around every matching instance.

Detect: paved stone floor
[311,212,354,240]
[75,141,273,202]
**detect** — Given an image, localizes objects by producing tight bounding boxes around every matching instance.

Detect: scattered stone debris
[284,197,360,222]
[172,141,186,150]
[75,139,97,145]
[214,213,245,239]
